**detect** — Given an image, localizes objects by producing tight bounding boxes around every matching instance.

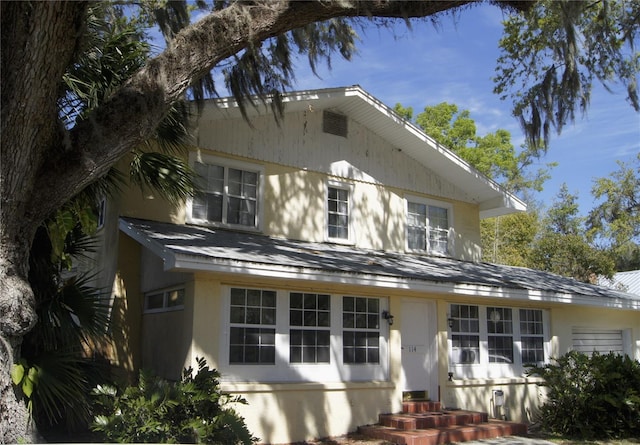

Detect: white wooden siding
[196,109,473,204]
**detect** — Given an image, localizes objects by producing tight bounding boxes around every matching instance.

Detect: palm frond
[29,272,111,354]
[129,151,196,204]
[31,350,109,430]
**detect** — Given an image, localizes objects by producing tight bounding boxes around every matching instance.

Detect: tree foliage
[494,0,640,151]
[527,351,640,439]
[15,5,196,436]
[92,358,257,444]
[394,102,553,193]
[481,211,539,266]
[19,225,112,432]
[587,154,640,271]
[528,185,615,282]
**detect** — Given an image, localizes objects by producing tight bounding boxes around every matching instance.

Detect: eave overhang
[121,218,640,311]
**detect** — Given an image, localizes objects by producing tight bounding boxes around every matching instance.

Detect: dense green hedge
[527,351,640,439]
[91,358,257,444]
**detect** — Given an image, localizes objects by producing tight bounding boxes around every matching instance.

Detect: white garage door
[572,327,624,355]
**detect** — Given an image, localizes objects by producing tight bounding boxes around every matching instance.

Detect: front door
[400,299,438,400]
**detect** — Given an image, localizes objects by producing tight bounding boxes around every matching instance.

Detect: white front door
[400,299,439,400]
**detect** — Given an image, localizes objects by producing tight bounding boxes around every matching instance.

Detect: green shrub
[527,350,640,439]
[91,358,257,444]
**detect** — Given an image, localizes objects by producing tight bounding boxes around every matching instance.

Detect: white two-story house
[96,86,640,444]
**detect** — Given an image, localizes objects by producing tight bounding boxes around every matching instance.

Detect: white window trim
[447,304,550,380]
[405,195,454,256]
[144,285,185,314]
[325,180,355,245]
[186,152,265,232]
[218,286,390,383]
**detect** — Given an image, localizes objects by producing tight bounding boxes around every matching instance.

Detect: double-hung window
[289,292,331,363]
[229,288,276,364]
[406,197,451,255]
[520,309,545,365]
[448,304,548,376]
[487,307,513,363]
[450,304,480,364]
[327,183,351,241]
[191,158,260,229]
[342,296,380,364]
[222,287,389,382]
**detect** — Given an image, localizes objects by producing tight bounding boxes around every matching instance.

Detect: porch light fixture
[447,317,454,328]
[382,310,394,325]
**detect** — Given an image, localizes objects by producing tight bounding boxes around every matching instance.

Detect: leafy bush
[527,350,640,439]
[91,358,257,444]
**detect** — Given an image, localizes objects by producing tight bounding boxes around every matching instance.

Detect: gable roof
[199,86,526,219]
[121,218,640,310]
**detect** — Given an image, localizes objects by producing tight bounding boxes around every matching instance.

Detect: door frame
[400,298,439,400]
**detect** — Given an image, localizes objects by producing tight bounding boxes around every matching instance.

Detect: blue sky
[275,4,640,215]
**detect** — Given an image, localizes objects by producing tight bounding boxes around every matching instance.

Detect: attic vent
[323,110,348,138]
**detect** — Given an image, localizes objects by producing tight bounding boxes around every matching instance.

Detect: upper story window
[327,182,352,242]
[189,155,262,230]
[406,197,452,255]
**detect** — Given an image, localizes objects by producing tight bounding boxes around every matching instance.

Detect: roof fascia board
[171,253,639,311]
[346,87,527,215]
[119,218,177,270]
[479,195,528,219]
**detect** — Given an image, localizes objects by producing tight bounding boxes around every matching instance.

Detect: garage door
[572,327,624,355]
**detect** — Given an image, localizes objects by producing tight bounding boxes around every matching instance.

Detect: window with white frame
[342,296,380,364]
[144,287,185,313]
[406,197,451,255]
[327,184,350,241]
[289,292,331,363]
[520,309,545,364]
[450,304,480,364]
[191,159,260,228]
[487,307,514,363]
[220,287,389,383]
[229,288,276,364]
[449,304,547,371]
